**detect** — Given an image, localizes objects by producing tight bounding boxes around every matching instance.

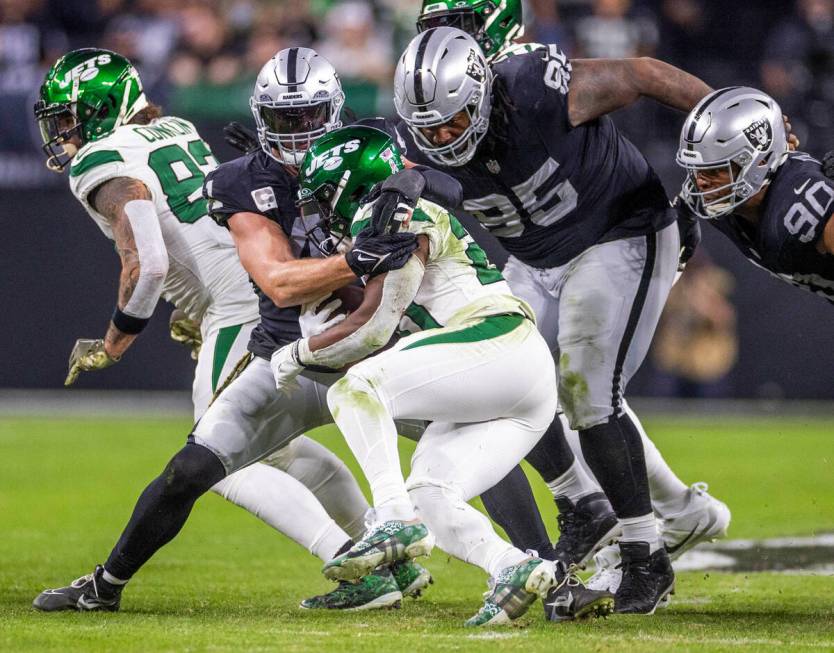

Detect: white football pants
[327,315,558,576]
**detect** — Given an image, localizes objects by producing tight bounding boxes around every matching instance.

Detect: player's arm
[567,57,712,127]
[818,212,834,255]
[65,177,169,385]
[270,237,429,387]
[227,211,418,307]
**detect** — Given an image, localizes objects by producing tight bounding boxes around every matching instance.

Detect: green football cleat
[299,567,403,611]
[391,560,433,598]
[465,558,557,627]
[322,520,435,582]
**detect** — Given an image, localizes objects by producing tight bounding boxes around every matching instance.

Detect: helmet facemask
[34,101,84,172]
[296,171,355,255]
[251,95,344,166]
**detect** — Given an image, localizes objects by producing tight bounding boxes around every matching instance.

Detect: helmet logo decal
[465,49,485,83]
[304,138,361,175]
[743,118,773,152]
[58,53,112,88]
[380,147,400,173]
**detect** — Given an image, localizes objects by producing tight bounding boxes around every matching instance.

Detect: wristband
[112,307,150,335]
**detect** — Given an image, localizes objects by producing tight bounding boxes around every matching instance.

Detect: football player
[414,0,733,583]
[32,48,430,612]
[272,125,614,626]
[391,27,734,614]
[676,87,834,300]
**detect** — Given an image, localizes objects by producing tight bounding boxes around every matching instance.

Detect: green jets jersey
[68,116,259,331]
[351,198,534,333]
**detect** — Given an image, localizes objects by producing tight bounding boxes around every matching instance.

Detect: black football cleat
[33,565,122,612]
[553,492,621,567]
[614,542,675,615]
[542,561,614,622]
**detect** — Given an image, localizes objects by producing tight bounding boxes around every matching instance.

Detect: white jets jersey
[68,116,259,332]
[350,198,534,333]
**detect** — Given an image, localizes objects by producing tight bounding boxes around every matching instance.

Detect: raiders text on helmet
[676,86,788,218]
[250,47,345,166]
[394,27,493,167]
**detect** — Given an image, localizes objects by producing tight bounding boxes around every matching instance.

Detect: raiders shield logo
[465,50,485,83]
[743,119,773,151]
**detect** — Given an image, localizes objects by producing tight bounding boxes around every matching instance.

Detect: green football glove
[64,339,119,386]
[169,309,202,360]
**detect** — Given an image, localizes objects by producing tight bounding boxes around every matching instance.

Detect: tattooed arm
[567,58,712,127]
[90,176,167,359]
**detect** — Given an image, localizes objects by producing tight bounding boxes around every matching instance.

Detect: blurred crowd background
[2,0,833,399]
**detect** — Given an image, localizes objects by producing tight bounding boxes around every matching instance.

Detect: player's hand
[674,195,701,272]
[345,228,418,278]
[368,169,425,234]
[223,121,260,154]
[299,294,347,337]
[783,114,799,151]
[169,309,202,360]
[823,150,834,179]
[270,341,304,394]
[65,338,119,386]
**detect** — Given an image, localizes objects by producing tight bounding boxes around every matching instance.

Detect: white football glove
[270,341,306,394]
[169,309,202,360]
[299,293,347,338]
[65,338,119,386]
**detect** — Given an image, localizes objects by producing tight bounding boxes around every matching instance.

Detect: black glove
[369,169,426,235]
[223,121,260,154]
[674,196,701,272]
[823,150,834,180]
[345,228,419,277]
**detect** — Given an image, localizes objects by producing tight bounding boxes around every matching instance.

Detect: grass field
[1,414,833,652]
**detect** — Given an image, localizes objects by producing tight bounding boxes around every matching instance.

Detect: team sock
[619,514,661,554]
[546,459,599,503]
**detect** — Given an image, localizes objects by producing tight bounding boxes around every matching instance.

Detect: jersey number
[148,140,217,224]
[449,215,503,284]
[462,158,578,238]
[784,180,834,244]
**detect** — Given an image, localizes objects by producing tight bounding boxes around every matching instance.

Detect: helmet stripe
[413,28,435,110]
[686,86,740,145]
[287,47,299,92]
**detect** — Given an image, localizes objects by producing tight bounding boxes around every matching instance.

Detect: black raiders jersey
[392,45,674,269]
[204,149,308,358]
[709,152,834,303]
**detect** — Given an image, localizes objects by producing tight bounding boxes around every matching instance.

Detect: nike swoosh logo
[795,179,810,195]
[356,253,377,262]
[665,512,718,555]
[545,591,573,608]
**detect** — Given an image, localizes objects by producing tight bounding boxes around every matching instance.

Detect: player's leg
[502,256,618,565]
[33,358,337,611]
[557,223,679,614]
[194,323,370,545]
[322,315,556,580]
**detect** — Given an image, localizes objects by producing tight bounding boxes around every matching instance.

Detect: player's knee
[326,373,384,415]
[406,477,462,514]
[557,364,614,431]
[163,442,226,499]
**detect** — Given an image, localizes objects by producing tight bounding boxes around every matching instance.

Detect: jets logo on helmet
[304,139,361,176]
[35,48,147,171]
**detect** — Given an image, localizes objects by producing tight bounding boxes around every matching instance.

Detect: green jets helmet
[34,48,148,171]
[296,125,404,253]
[417,0,523,61]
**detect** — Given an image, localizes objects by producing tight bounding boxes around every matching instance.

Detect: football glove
[674,195,701,272]
[169,309,203,360]
[65,338,119,386]
[368,169,426,235]
[345,228,418,278]
[223,121,260,154]
[299,293,347,338]
[270,341,305,394]
[823,150,834,179]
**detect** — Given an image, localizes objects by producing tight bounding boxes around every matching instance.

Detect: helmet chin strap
[45,141,78,172]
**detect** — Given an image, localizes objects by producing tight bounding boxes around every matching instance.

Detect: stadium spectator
[525,0,574,55]
[761,0,834,153]
[573,0,658,59]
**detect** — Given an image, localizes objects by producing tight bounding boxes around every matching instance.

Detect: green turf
[1,415,833,652]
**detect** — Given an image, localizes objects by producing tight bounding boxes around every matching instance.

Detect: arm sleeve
[121,199,169,319]
[297,255,425,369]
[411,166,463,209]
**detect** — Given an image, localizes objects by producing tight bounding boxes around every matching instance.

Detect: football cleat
[465,558,556,627]
[542,561,614,621]
[299,567,403,611]
[586,544,675,609]
[322,520,434,582]
[553,492,621,567]
[614,542,675,615]
[33,565,122,612]
[661,482,731,560]
[391,560,433,598]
